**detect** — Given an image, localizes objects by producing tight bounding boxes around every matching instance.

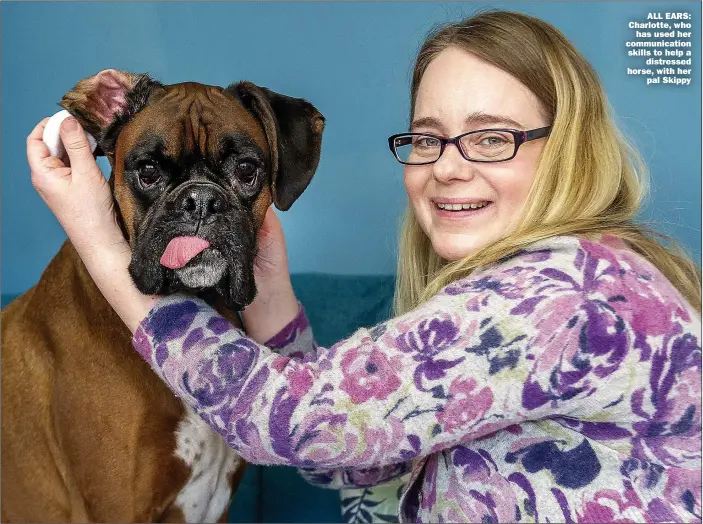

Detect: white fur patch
[173,406,242,522]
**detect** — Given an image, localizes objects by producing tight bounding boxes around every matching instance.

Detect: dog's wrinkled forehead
[115,82,269,167]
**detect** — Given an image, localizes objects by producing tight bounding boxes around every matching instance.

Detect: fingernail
[63,117,79,132]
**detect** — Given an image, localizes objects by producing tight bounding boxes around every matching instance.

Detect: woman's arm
[133,237,666,469]
[262,303,317,358]
[262,303,415,488]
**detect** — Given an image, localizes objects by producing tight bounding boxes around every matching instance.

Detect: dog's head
[59,69,324,309]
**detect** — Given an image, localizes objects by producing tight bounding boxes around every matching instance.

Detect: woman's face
[404,47,550,261]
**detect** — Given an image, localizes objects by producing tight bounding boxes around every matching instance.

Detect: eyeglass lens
[393,131,516,164]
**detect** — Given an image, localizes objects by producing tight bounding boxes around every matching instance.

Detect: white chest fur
[173,406,242,522]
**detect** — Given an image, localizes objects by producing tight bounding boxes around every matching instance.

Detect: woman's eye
[478,134,509,147]
[234,161,258,183]
[138,162,161,188]
[415,137,441,148]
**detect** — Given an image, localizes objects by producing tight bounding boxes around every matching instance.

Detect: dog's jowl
[1,69,324,522]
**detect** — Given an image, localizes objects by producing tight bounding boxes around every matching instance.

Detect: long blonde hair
[394,10,701,315]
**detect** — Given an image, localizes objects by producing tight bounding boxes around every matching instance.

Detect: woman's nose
[431,142,477,183]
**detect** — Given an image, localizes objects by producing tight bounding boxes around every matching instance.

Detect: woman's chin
[431,233,489,262]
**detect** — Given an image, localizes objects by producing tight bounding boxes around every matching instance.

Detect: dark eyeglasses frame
[388,126,552,165]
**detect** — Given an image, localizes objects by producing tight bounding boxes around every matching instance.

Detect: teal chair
[2,273,396,523]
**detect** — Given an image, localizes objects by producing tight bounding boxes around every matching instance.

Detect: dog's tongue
[160,237,210,269]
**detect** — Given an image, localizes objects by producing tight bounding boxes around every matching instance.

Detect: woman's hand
[242,208,300,343]
[27,117,157,332]
[28,117,123,254]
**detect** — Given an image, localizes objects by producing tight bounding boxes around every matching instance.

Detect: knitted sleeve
[263,304,412,488]
[132,236,694,470]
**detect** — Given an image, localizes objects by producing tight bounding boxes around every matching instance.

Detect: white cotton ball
[42,109,98,159]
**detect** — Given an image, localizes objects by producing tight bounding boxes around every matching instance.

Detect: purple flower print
[147,300,199,341]
[437,377,493,432]
[396,317,464,390]
[182,338,260,406]
[663,468,701,520]
[133,327,152,360]
[413,356,466,393]
[283,363,314,400]
[396,317,459,356]
[577,488,643,523]
[129,236,701,523]
[340,346,402,404]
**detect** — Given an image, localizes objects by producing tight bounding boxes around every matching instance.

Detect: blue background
[2,1,701,295]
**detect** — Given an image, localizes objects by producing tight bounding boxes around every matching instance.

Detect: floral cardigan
[133,235,701,523]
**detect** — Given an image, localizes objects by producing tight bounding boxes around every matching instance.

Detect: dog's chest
[173,406,242,522]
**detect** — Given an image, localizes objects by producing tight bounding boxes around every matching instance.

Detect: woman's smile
[432,198,494,221]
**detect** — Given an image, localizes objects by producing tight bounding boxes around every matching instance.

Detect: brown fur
[113,83,270,239]
[2,242,247,521]
[3,74,322,522]
[2,243,243,521]
[1,83,265,522]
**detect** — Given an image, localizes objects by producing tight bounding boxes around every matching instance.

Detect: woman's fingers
[27,118,72,192]
[26,117,53,170]
[59,118,102,182]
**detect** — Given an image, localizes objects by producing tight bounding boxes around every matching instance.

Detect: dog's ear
[59,69,163,161]
[228,82,325,211]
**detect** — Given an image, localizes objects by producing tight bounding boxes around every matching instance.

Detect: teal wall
[3,1,700,295]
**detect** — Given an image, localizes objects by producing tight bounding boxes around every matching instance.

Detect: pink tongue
[160,237,211,269]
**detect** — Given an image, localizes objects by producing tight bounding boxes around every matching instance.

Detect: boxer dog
[2,69,324,522]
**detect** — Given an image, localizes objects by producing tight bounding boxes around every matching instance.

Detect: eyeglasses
[388,126,551,165]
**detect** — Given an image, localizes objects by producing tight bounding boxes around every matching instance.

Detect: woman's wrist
[242,277,300,344]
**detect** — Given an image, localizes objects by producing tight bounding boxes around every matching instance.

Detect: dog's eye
[234,161,258,184]
[138,162,161,188]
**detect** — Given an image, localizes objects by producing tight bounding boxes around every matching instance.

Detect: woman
[27,10,701,523]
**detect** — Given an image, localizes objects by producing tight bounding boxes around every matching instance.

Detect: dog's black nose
[176,184,228,221]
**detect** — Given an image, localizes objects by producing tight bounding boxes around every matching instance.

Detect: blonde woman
[27,10,701,523]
